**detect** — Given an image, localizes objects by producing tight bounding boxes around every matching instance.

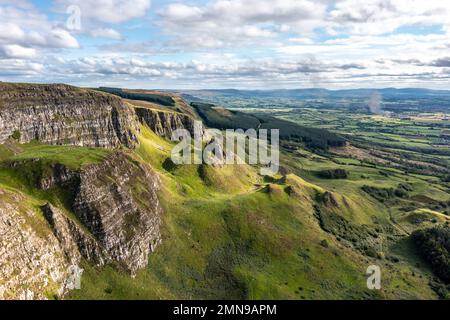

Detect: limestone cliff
[38,152,163,274]
[0,83,199,299]
[41,204,106,267]
[0,151,163,300]
[0,83,139,148]
[0,190,73,300]
[135,107,204,140]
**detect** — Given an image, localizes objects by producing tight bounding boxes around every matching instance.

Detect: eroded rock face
[0,84,139,148]
[322,191,340,208]
[136,107,204,140]
[39,152,163,274]
[73,152,162,273]
[41,204,106,267]
[0,191,73,300]
[0,151,163,299]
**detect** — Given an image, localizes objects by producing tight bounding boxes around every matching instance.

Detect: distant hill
[184,88,450,99]
[183,88,450,113]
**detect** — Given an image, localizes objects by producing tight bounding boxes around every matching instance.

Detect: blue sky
[1,0,450,89]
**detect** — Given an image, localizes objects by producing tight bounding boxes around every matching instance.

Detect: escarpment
[38,152,163,274]
[0,83,139,148]
[0,191,74,300]
[135,107,205,139]
[0,83,204,298]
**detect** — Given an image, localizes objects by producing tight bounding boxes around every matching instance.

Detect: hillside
[191,102,347,149]
[0,83,448,300]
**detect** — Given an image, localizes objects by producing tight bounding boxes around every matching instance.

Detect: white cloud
[46,29,79,48]
[0,22,26,42]
[0,44,36,58]
[0,1,81,79]
[156,0,450,49]
[1,0,450,89]
[288,38,314,44]
[89,28,122,40]
[159,0,326,48]
[0,2,79,49]
[0,58,43,76]
[54,0,152,23]
[328,0,450,35]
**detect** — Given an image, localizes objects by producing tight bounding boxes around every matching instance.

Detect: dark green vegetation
[315,169,349,179]
[412,227,450,284]
[97,87,176,107]
[191,102,346,149]
[362,184,412,202]
[412,227,450,298]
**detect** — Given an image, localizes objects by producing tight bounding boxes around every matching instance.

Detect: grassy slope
[68,125,437,300]
[0,129,441,300]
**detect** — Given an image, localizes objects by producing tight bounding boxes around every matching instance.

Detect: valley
[0,84,449,300]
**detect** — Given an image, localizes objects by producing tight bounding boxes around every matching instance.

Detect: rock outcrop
[39,152,163,274]
[135,107,204,140]
[0,151,163,299]
[41,204,106,267]
[0,83,180,298]
[322,191,340,208]
[0,190,74,300]
[0,83,139,148]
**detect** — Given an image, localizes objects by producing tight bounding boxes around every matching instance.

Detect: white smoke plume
[368,91,383,115]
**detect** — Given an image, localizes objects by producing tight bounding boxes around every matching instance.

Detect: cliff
[0,83,206,299]
[0,150,163,299]
[0,83,139,148]
[0,190,73,300]
[135,107,204,140]
[39,152,163,274]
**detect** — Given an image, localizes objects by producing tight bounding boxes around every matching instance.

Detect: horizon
[3,80,450,93]
[1,1,450,90]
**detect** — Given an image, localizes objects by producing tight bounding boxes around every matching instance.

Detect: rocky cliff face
[41,204,107,267]
[135,107,204,140]
[0,190,74,300]
[0,83,200,299]
[0,151,163,299]
[39,152,163,274]
[0,84,139,148]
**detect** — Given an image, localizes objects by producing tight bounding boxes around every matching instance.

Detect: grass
[72,183,379,299]
[0,141,112,230]
[69,126,439,300]
[10,142,111,169]
[0,117,444,300]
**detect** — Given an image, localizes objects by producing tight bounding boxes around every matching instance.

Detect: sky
[1,0,450,89]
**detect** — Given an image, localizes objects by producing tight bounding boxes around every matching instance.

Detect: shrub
[11,130,21,140]
[316,169,349,179]
[362,183,411,201]
[412,227,450,284]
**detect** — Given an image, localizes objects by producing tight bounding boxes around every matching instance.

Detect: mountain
[0,83,448,300]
